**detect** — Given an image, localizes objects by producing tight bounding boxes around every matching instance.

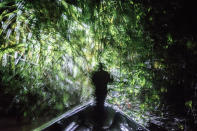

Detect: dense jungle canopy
[0,0,197,130]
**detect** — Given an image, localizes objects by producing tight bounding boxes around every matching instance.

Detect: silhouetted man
[91,63,113,130]
[92,63,113,109]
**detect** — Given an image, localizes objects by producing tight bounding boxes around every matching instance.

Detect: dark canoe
[34,100,149,131]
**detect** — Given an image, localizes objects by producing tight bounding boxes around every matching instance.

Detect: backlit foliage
[1,0,196,130]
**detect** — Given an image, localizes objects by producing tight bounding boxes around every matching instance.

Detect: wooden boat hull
[34,101,149,131]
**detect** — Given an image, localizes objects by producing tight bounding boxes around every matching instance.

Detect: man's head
[98,62,104,71]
